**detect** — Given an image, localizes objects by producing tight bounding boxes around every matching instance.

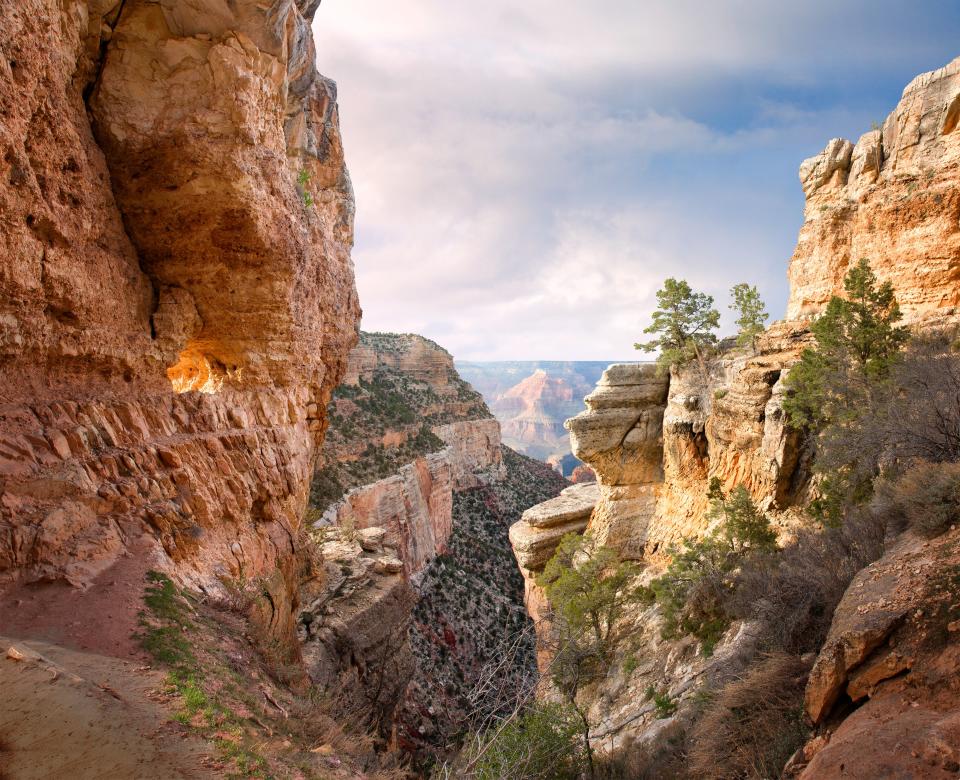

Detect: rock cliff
[298,331,559,760]
[0,0,358,656]
[788,56,960,325]
[509,55,960,773]
[310,332,501,575]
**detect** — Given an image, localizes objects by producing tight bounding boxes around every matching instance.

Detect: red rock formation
[569,464,596,483]
[493,369,585,460]
[797,528,960,778]
[0,0,359,652]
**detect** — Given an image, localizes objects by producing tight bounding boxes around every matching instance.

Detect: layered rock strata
[566,363,669,556]
[787,55,960,324]
[0,0,359,653]
[317,419,503,577]
[509,481,599,571]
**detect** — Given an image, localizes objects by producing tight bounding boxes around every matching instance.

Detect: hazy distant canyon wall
[457,360,611,472]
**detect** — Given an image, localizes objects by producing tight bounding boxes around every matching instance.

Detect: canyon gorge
[0,1,959,779]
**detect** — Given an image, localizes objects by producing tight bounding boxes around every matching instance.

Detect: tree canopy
[729,283,768,348]
[636,278,720,372]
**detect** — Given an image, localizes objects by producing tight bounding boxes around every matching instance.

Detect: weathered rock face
[509,481,599,571]
[298,527,416,726]
[566,363,669,557]
[787,56,960,324]
[0,0,359,653]
[319,452,454,576]
[797,527,960,779]
[343,332,467,392]
[315,419,503,578]
[654,324,809,549]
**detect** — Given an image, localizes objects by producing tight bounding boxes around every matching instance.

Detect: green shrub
[537,533,642,664]
[652,690,677,719]
[645,486,776,654]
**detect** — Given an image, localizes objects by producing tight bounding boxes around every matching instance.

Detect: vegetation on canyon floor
[403,448,568,768]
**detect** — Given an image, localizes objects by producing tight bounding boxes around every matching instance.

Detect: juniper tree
[636,278,720,374]
[783,258,909,430]
[783,258,910,522]
[729,283,769,348]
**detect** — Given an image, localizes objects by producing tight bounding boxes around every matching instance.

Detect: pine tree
[636,278,720,373]
[784,259,908,430]
[729,283,769,348]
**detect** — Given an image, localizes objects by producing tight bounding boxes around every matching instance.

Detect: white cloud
[312,0,960,359]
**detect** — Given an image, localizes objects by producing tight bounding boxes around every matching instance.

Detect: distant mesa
[456,360,627,474]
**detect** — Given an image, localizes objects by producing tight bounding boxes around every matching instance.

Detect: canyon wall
[309,333,501,575]
[788,56,960,324]
[510,55,960,768]
[298,332,516,734]
[0,0,359,651]
[316,417,505,578]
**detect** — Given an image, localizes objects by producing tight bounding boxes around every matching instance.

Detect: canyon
[457,360,611,474]
[1,1,960,778]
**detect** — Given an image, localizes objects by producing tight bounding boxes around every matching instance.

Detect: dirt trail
[0,637,220,780]
[0,536,159,660]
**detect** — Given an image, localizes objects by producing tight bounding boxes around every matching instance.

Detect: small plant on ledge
[297,168,315,208]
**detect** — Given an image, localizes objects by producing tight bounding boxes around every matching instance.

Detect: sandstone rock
[787,55,960,324]
[521,483,599,529]
[433,419,505,488]
[799,137,853,197]
[805,608,906,723]
[567,364,668,488]
[0,0,359,660]
[799,527,960,779]
[569,464,596,483]
[508,482,598,570]
[509,516,592,571]
[356,527,386,553]
[374,556,404,575]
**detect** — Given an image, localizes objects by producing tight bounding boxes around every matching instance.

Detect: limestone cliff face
[0,0,359,650]
[788,56,960,325]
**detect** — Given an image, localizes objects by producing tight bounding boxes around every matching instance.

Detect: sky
[313,2,960,360]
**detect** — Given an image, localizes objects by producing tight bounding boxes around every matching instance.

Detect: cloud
[313,1,960,360]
